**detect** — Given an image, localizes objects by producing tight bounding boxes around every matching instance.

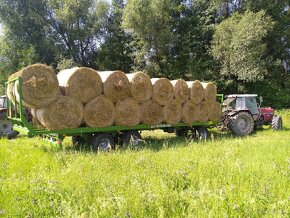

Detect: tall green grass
[0,110,289,217]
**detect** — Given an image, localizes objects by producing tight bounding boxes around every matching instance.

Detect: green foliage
[211,11,274,82]
[0,110,290,216]
[96,0,134,72]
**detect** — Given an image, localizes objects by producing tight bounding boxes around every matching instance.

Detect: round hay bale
[115,97,141,126]
[187,80,204,104]
[151,78,174,105]
[196,101,209,122]
[171,79,189,104]
[127,72,152,103]
[84,95,115,127]
[57,67,102,103]
[209,101,222,121]
[9,64,59,108]
[164,99,182,124]
[141,100,164,125]
[202,82,217,103]
[35,96,83,130]
[98,71,130,102]
[181,100,199,124]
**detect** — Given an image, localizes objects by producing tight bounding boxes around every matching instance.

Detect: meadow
[0,111,289,217]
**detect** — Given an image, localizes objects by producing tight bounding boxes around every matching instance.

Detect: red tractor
[0,95,19,139]
[220,94,282,136]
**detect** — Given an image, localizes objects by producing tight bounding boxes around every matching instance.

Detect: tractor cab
[223,94,260,120]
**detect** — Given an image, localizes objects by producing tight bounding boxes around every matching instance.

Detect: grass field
[0,111,290,217]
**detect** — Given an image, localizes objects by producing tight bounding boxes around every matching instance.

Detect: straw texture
[127,72,152,103]
[98,71,130,102]
[151,78,174,105]
[57,67,102,103]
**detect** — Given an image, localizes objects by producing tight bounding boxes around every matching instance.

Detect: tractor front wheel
[229,112,254,136]
[271,115,283,130]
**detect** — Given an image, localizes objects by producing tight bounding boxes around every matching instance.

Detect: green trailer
[6,77,219,151]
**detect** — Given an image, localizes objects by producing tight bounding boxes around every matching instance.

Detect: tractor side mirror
[259,96,263,104]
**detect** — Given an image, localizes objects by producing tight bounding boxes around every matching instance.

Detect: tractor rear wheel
[229,112,254,136]
[271,115,283,130]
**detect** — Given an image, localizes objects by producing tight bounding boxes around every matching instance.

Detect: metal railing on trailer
[6,77,219,150]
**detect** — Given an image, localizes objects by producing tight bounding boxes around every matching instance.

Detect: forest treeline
[0,0,289,108]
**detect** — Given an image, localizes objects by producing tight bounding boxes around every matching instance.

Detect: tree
[96,0,134,72]
[122,0,175,76]
[211,11,274,85]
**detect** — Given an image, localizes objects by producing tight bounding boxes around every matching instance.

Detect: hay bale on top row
[34,96,83,130]
[171,79,189,104]
[115,98,141,126]
[187,80,204,104]
[151,78,174,106]
[8,64,59,108]
[98,71,130,103]
[202,82,217,103]
[127,72,152,103]
[57,67,102,103]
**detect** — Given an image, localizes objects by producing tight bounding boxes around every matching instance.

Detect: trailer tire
[271,115,282,130]
[175,127,189,137]
[72,136,86,146]
[121,131,142,147]
[91,133,114,152]
[193,127,209,141]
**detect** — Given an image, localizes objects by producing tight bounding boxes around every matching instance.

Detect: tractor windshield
[246,97,259,114]
[223,97,236,109]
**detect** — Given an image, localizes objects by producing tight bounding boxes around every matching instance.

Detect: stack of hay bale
[7,64,221,130]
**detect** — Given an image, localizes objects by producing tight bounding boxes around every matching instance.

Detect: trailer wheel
[192,127,209,141]
[175,127,189,137]
[72,136,86,146]
[121,131,142,147]
[91,133,114,152]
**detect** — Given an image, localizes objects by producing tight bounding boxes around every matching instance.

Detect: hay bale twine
[202,82,217,103]
[187,80,204,104]
[127,72,152,103]
[209,101,222,121]
[171,79,189,104]
[141,100,164,125]
[164,99,182,124]
[35,96,83,130]
[98,71,130,102]
[84,95,115,127]
[196,101,210,122]
[151,78,174,105]
[115,98,141,126]
[57,67,102,103]
[181,100,199,124]
[9,64,59,108]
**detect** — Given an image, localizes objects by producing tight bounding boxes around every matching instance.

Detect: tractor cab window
[223,97,236,110]
[246,97,258,114]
